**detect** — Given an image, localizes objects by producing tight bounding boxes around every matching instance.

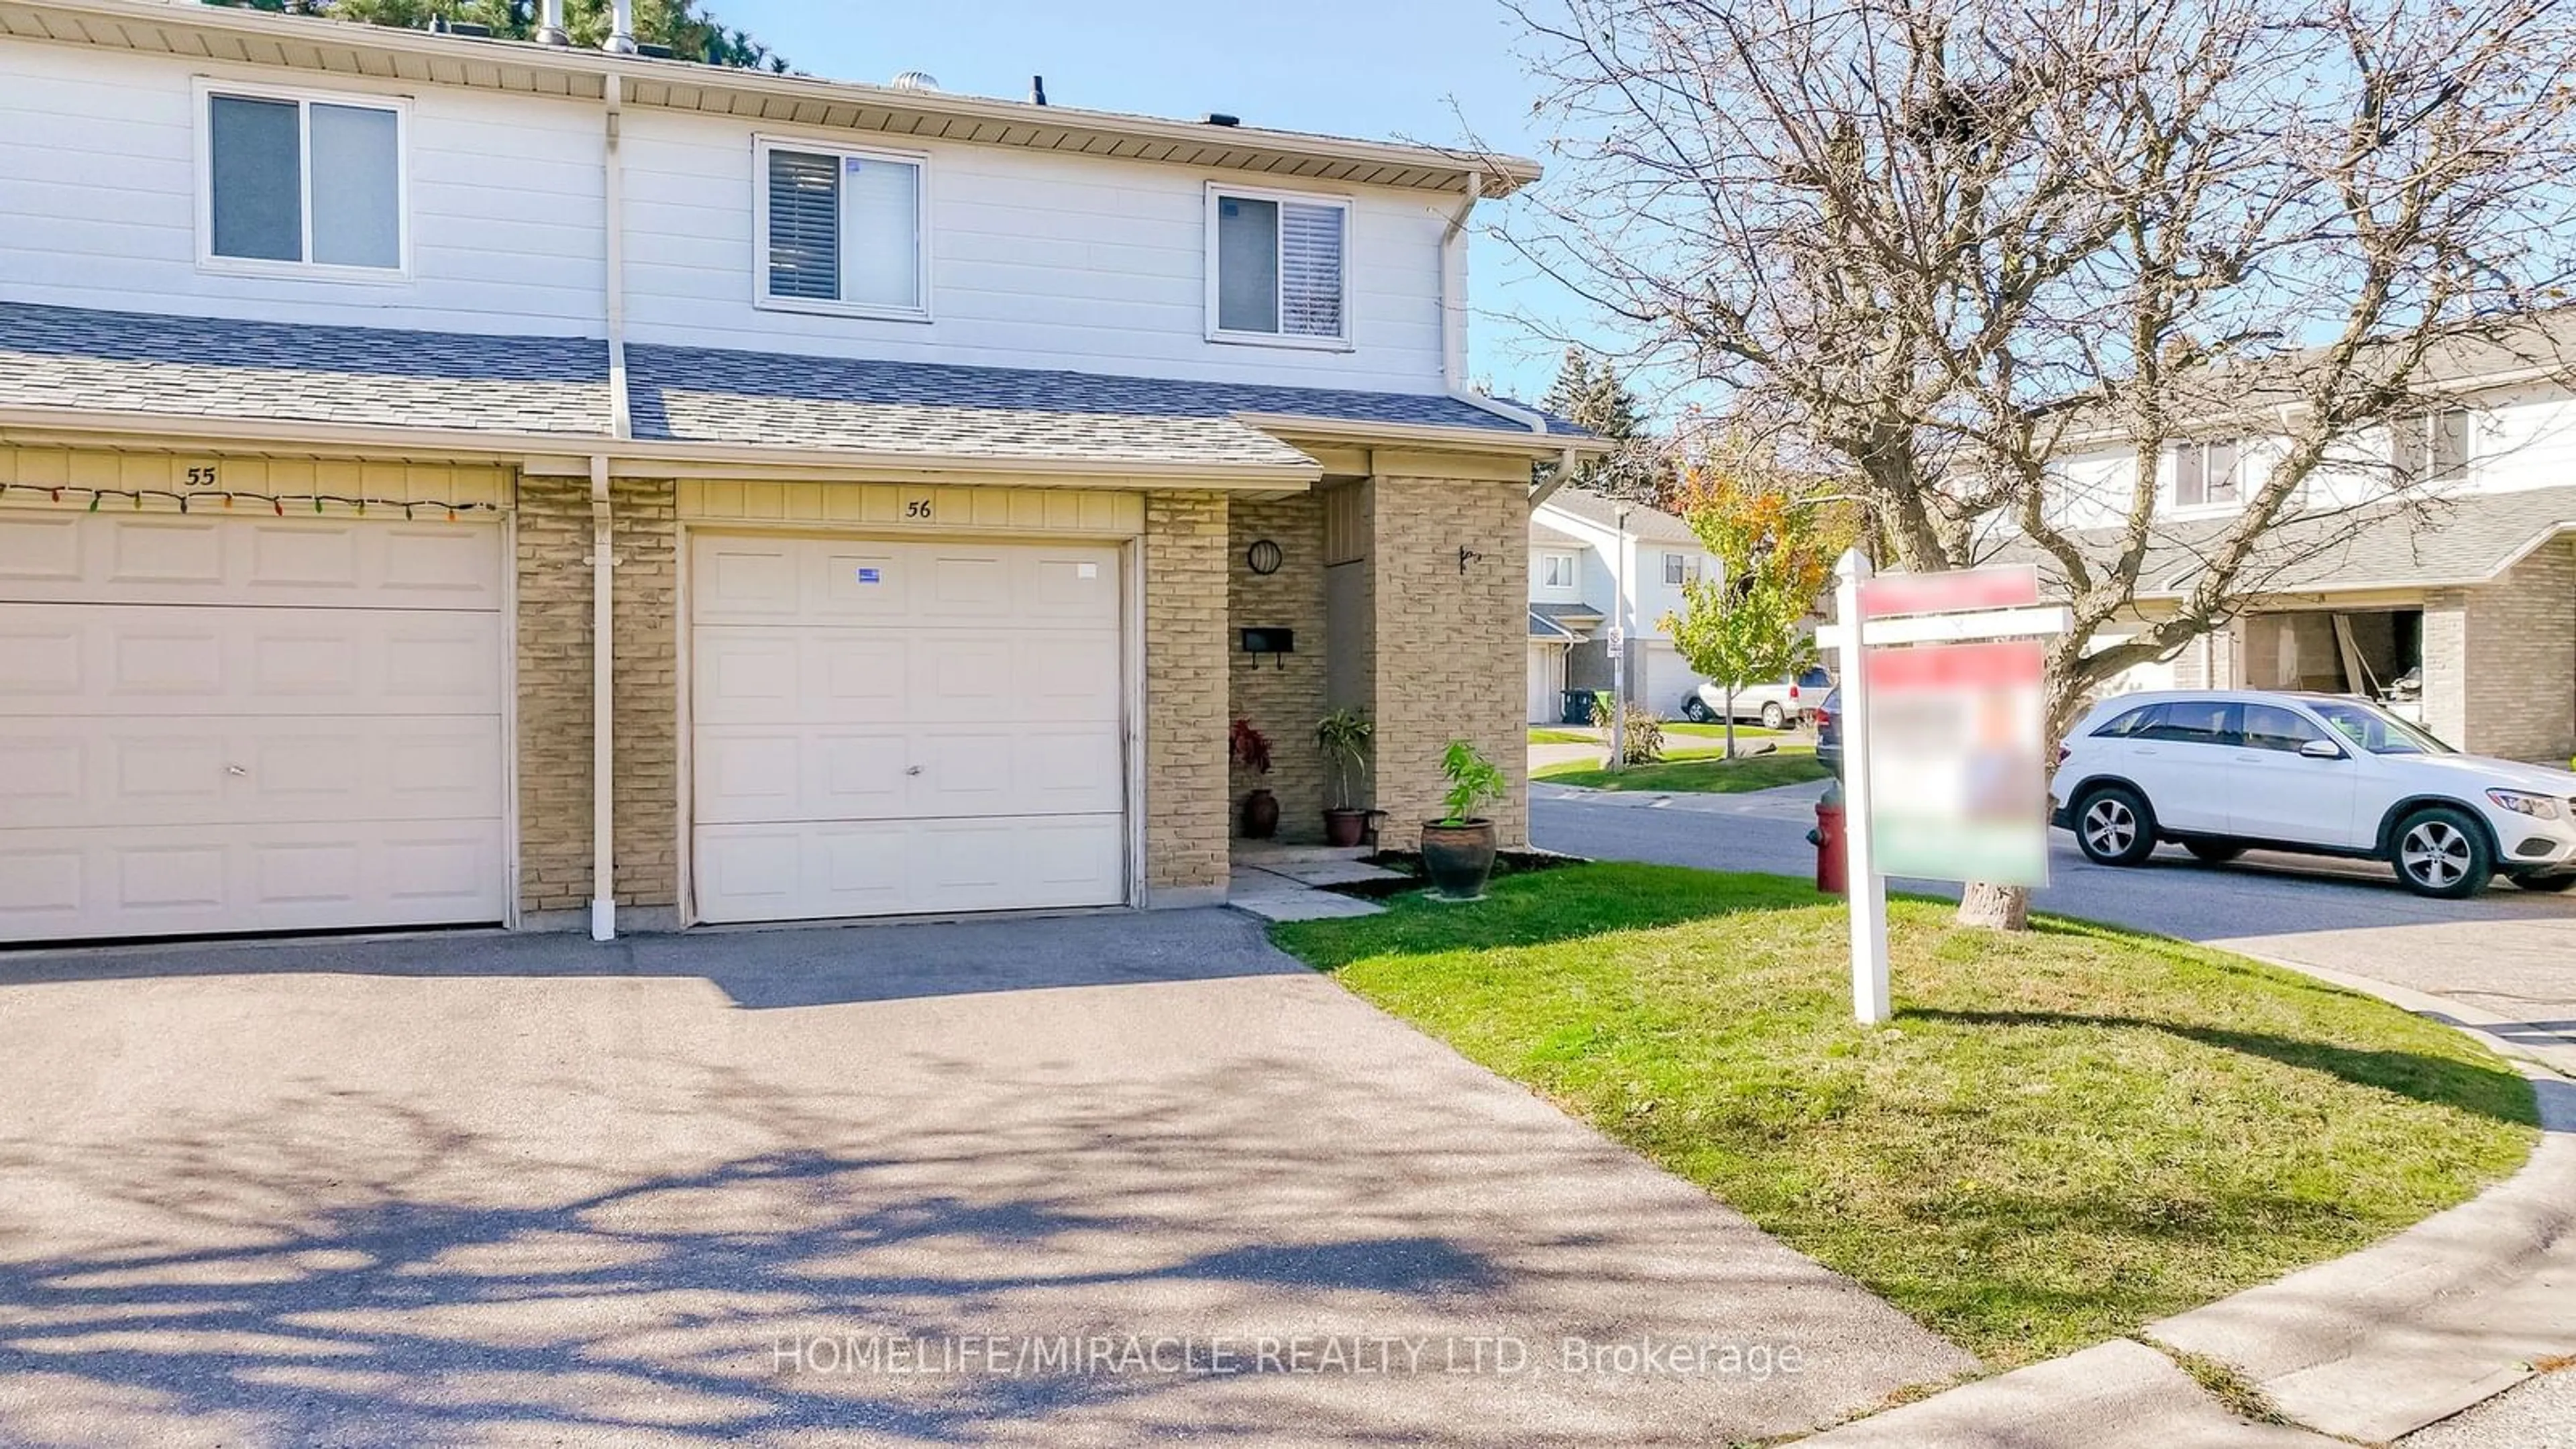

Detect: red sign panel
[1858,564,2040,620]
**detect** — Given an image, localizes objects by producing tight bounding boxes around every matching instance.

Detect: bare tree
[1499,0,2576,927]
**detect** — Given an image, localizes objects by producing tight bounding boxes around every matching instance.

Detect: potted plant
[1231,718,1278,839]
[1315,707,1374,847]
[1421,739,1508,900]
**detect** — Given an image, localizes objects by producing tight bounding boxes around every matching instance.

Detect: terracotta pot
[1419,819,1497,900]
[1240,788,1280,839]
[1322,808,1368,848]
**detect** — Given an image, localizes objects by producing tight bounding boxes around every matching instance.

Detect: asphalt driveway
[0,910,1968,1448]
[1536,782,2576,1075]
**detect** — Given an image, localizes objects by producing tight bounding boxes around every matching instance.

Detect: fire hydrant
[1809,781,1847,896]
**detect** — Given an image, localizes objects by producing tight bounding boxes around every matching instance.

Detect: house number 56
[904,497,934,519]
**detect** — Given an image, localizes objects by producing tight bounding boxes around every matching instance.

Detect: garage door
[689,533,1128,922]
[0,510,509,942]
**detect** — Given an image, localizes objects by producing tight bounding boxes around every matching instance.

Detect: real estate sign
[1862,639,2050,887]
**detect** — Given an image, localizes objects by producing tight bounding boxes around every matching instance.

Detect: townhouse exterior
[0,0,1598,945]
[2027,322,2576,764]
[1524,488,1714,722]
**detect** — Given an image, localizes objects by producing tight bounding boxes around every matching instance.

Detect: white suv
[2053,690,2576,898]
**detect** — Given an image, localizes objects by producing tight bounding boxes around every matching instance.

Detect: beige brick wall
[2456,539,2575,761]
[1366,474,1529,850]
[514,476,594,918]
[512,476,681,924]
[1144,492,1230,902]
[612,480,680,910]
[1228,494,1330,841]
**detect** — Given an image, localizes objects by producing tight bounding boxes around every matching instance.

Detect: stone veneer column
[514,475,595,924]
[2455,537,2576,761]
[1365,474,1530,851]
[610,478,680,922]
[2421,588,2471,749]
[1144,491,1231,904]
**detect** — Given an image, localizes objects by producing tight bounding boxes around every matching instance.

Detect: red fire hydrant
[1809,781,1848,896]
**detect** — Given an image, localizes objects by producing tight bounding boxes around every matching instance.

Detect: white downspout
[588,72,629,943]
[1438,170,1551,439]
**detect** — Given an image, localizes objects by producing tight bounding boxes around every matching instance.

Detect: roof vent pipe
[604,0,637,54]
[536,0,566,46]
[1031,74,1047,105]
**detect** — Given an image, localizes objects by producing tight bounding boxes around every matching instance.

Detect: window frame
[2390,407,2471,487]
[750,133,935,324]
[1203,182,1355,352]
[2169,437,2245,511]
[193,76,413,283]
[1538,550,1578,590]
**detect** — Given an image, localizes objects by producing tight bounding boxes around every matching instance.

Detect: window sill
[198,256,412,286]
[1206,329,1354,354]
[756,295,935,325]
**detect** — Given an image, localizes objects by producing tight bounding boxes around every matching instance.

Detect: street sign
[1823,553,2070,1024]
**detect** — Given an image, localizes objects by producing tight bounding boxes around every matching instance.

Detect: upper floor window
[1208,186,1350,347]
[756,138,928,320]
[2390,409,2469,486]
[1538,551,1577,588]
[1662,552,1701,585]
[199,83,405,274]
[2171,437,2242,508]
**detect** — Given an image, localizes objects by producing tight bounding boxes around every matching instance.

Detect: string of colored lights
[0,480,502,520]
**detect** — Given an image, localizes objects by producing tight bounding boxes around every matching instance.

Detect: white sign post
[1817,551,2072,1026]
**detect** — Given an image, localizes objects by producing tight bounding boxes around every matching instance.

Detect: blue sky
[710,0,1599,403]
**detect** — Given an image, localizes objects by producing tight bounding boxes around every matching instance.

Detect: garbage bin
[1561,689,1595,725]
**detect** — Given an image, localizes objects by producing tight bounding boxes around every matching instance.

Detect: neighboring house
[2015,318,2576,763]
[0,0,1599,945]
[1526,488,1715,722]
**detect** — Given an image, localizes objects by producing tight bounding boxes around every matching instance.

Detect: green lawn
[1527,727,1597,745]
[1527,722,1794,747]
[1535,749,1829,792]
[1272,865,2536,1366]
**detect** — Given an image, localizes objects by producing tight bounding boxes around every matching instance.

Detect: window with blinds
[757,140,926,317]
[1210,188,1350,344]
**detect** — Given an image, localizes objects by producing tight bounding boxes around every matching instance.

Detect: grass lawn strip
[1535,750,1829,792]
[1271,864,2537,1368]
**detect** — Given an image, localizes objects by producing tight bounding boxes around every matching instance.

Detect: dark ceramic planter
[1420,819,1498,900]
[1240,788,1279,839]
[1322,808,1368,847]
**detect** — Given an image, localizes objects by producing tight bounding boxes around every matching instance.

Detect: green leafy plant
[1587,690,1617,729]
[1437,739,1508,826]
[1315,708,1374,810]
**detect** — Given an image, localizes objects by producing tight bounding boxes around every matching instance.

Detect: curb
[1797,949,2576,1446]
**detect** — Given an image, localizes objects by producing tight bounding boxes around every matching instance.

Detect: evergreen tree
[204,0,788,72]
[1538,345,1662,504]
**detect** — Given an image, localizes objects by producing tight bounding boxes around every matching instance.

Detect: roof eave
[0,0,1538,196]
[1238,412,1607,458]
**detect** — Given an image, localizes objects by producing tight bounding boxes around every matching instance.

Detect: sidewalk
[1801,1042,2576,1446]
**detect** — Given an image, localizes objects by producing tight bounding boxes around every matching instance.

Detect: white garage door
[689,533,1128,923]
[0,510,508,942]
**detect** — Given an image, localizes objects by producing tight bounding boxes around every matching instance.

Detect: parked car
[1683,667,1832,729]
[1815,687,1843,778]
[2051,689,2576,898]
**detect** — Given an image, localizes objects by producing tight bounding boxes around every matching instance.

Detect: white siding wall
[618,109,1448,389]
[0,39,1452,390]
[0,42,606,335]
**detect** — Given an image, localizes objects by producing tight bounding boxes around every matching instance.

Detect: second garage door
[689,533,1128,922]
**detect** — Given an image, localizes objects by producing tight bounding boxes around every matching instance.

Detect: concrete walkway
[0,911,1970,1447]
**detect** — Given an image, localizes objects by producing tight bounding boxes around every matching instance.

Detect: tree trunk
[1957,881,2029,930]
[1724,689,1737,758]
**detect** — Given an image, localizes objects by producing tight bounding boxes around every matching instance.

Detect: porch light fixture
[1246,539,1285,575]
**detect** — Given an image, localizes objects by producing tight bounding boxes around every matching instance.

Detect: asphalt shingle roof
[0,305,1580,470]
[625,344,1572,465]
[1992,485,2576,597]
[1540,488,1699,543]
[1529,520,1589,550]
[0,302,611,436]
